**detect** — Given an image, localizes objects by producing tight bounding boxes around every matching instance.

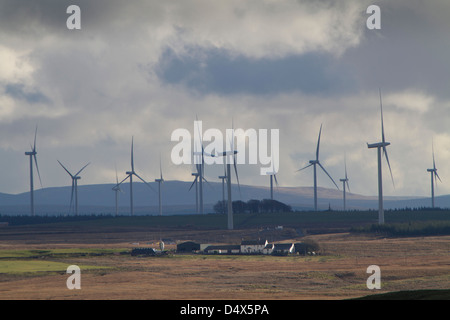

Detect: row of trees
[213,199,292,214]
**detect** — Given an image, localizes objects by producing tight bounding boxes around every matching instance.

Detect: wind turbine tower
[218,174,226,214]
[266,156,279,200]
[367,89,395,224]
[189,172,199,213]
[427,141,441,208]
[112,166,122,216]
[57,160,90,216]
[155,156,164,216]
[25,126,42,216]
[339,156,350,211]
[297,124,339,211]
[212,120,240,230]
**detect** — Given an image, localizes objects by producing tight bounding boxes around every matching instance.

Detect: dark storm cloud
[341,0,450,99]
[4,83,51,104]
[156,46,356,96]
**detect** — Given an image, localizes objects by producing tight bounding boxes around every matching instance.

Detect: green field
[0,248,127,259]
[0,248,120,275]
[0,260,109,274]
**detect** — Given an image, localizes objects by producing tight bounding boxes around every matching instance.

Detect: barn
[176,241,201,253]
[262,243,274,255]
[272,243,295,255]
[203,245,241,254]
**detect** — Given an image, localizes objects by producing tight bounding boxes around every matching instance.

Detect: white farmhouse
[240,240,268,254]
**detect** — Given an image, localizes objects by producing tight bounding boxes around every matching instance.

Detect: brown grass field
[0,223,449,300]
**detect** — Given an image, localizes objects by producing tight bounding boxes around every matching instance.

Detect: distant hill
[0,180,444,216]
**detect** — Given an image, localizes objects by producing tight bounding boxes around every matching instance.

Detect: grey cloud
[4,83,51,104]
[155,46,357,96]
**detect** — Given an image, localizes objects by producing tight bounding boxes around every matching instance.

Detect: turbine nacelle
[367,141,390,149]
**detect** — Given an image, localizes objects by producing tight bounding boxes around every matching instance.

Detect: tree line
[213,199,292,214]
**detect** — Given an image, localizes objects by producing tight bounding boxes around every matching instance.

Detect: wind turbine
[189,160,213,214]
[155,156,164,216]
[112,165,122,216]
[189,172,200,213]
[297,124,339,211]
[57,160,90,216]
[367,89,395,224]
[192,116,211,214]
[339,155,350,211]
[25,126,42,216]
[266,158,279,201]
[211,119,241,230]
[427,140,441,208]
[115,137,155,216]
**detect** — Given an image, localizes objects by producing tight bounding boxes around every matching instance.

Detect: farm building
[294,241,319,255]
[203,245,241,254]
[240,239,268,254]
[272,243,295,255]
[262,243,274,255]
[177,241,201,253]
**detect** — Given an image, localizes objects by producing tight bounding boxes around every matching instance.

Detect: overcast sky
[1,0,450,198]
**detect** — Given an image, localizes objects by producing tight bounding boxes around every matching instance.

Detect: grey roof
[273,243,294,250]
[241,239,267,245]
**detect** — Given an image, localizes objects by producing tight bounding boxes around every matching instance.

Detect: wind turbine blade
[189,176,198,191]
[58,160,74,178]
[346,180,350,193]
[202,176,214,190]
[233,161,241,197]
[316,124,322,161]
[296,163,313,172]
[379,88,386,144]
[134,172,157,193]
[273,174,279,187]
[75,162,90,177]
[432,140,436,170]
[33,125,38,152]
[231,117,235,151]
[159,154,163,181]
[344,153,348,179]
[115,164,119,184]
[116,174,130,187]
[318,162,339,190]
[131,136,134,172]
[34,154,43,188]
[383,147,395,188]
[435,171,442,183]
